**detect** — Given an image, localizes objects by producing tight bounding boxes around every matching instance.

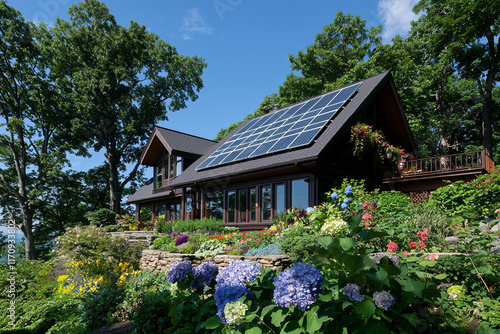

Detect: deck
[382,150,495,203]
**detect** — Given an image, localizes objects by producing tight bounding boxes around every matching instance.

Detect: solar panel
[196,82,362,170]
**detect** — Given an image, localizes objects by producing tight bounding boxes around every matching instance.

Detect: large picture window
[205,191,223,220]
[261,185,272,221]
[227,191,236,223]
[291,178,309,209]
[239,189,247,222]
[275,183,285,215]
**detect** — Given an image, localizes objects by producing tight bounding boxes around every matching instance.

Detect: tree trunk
[19,213,36,260]
[481,85,493,158]
[107,148,122,214]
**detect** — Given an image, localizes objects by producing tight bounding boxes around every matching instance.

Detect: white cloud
[181,8,214,40]
[377,0,421,41]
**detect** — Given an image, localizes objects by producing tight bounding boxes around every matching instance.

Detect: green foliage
[157,217,224,234]
[371,190,413,220]
[55,225,142,277]
[245,243,281,256]
[194,239,225,258]
[84,208,117,227]
[427,171,500,222]
[281,235,323,262]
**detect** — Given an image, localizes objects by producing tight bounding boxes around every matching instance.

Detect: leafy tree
[413,0,500,158]
[46,0,207,213]
[0,1,74,259]
[281,11,383,104]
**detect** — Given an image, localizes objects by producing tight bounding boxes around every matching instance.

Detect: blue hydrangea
[273,262,323,311]
[214,260,261,323]
[166,260,192,283]
[344,185,353,195]
[214,285,249,322]
[331,192,338,200]
[306,207,314,213]
[341,202,348,209]
[342,283,365,302]
[191,261,219,289]
[216,260,261,288]
[373,290,396,310]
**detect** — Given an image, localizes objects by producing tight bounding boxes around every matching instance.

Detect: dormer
[139,126,216,190]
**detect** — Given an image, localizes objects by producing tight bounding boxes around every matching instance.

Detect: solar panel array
[196,82,362,170]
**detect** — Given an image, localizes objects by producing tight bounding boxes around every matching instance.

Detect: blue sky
[10,0,420,171]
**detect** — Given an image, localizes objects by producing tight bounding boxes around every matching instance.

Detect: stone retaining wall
[141,249,293,273]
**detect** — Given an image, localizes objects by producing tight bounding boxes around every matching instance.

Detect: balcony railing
[399,150,494,176]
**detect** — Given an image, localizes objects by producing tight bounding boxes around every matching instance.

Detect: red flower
[387,241,398,253]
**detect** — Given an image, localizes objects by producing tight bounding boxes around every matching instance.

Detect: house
[127,71,494,228]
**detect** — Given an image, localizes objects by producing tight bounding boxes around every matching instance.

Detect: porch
[382,150,495,203]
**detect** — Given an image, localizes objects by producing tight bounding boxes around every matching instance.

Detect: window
[227,191,236,223]
[261,185,272,221]
[154,164,162,189]
[275,183,285,215]
[176,156,183,176]
[239,189,247,222]
[169,154,175,179]
[169,203,180,221]
[291,178,309,209]
[250,188,256,221]
[205,191,223,220]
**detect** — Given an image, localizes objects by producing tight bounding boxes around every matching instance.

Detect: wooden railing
[399,150,495,176]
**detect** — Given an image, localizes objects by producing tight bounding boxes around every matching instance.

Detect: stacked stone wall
[140,249,293,272]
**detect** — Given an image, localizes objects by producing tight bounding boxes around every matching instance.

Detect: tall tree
[0,1,73,259]
[47,0,207,213]
[280,11,383,104]
[413,0,500,158]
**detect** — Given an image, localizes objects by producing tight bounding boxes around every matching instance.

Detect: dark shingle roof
[140,126,216,166]
[167,71,410,188]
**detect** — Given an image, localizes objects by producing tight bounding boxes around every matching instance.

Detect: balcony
[382,150,495,202]
[398,150,495,177]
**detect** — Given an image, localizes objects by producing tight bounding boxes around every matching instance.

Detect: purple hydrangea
[342,283,365,302]
[175,233,190,246]
[191,261,219,289]
[273,262,323,311]
[166,260,192,283]
[373,290,396,310]
[214,260,261,322]
[373,253,400,268]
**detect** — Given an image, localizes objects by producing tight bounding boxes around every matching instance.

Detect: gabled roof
[126,182,173,204]
[140,126,216,166]
[167,71,416,188]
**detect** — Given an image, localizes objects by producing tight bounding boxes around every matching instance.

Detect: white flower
[224,301,248,325]
[320,218,347,236]
[447,286,465,300]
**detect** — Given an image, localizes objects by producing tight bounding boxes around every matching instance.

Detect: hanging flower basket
[350,123,404,167]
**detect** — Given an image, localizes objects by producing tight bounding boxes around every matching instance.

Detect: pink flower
[403,252,408,256]
[417,230,428,241]
[418,240,426,249]
[428,254,439,261]
[362,213,373,221]
[365,222,370,228]
[409,241,417,249]
[387,241,398,253]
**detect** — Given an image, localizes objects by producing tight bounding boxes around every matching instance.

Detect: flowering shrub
[320,218,347,236]
[273,262,323,311]
[223,301,248,325]
[166,260,193,283]
[372,290,396,310]
[191,261,219,289]
[175,233,190,246]
[342,283,365,302]
[214,260,261,322]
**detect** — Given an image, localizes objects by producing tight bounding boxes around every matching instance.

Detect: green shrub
[281,235,323,261]
[85,208,117,227]
[371,190,414,219]
[157,217,224,234]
